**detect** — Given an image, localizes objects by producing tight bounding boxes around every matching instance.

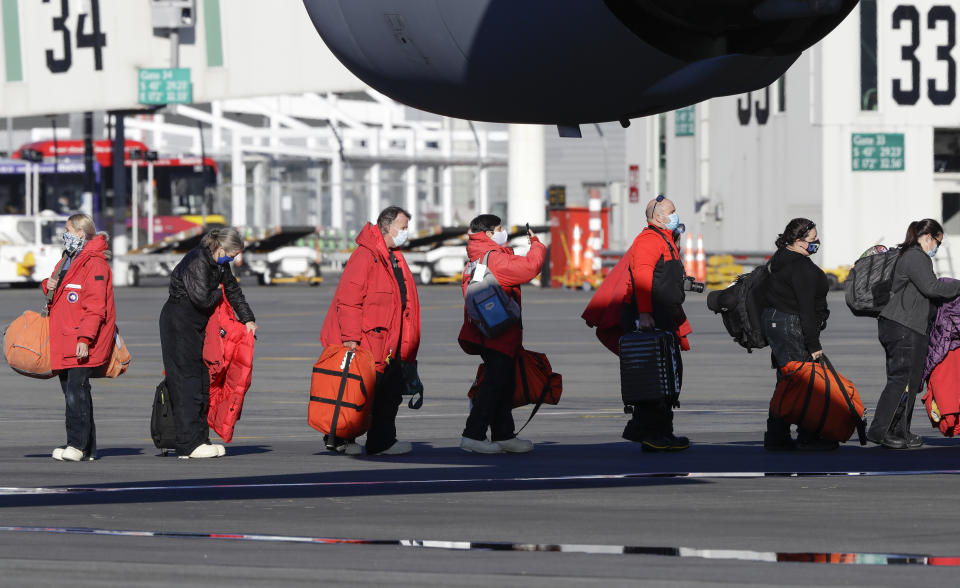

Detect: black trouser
[159,299,212,456]
[365,363,404,454]
[869,318,928,440]
[463,349,516,442]
[762,307,817,441]
[624,338,683,440]
[59,366,96,455]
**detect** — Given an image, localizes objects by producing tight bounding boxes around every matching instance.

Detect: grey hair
[201,227,245,254]
[376,206,411,234]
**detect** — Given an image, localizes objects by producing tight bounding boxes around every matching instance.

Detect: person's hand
[245,321,258,336]
[47,276,58,290]
[76,341,89,359]
[636,312,656,331]
[811,349,824,361]
[344,341,358,350]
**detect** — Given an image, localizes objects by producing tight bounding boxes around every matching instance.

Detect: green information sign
[675,106,695,137]
[138,68,192,105]
[852,133,904,171]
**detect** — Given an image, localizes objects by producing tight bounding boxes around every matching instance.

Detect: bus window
[16,220,35,243]
[40,172,87,214]
[0,171,27,214]
[40,219,66,244]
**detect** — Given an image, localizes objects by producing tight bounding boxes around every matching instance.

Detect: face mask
[929,245,939,258]
[491,230,508,246]
[664,213,680,232]
[62,232,85,255]
[216,255,234,265]
[392,229,409,248]
[806,240,821,254]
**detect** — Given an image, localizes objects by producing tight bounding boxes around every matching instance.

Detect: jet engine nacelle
[303,0,857,125]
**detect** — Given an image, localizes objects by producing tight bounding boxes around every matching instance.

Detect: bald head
[646,197,676,229]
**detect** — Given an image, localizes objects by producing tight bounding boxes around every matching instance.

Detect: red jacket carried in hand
[204,289,256,443]
[42,235,116,370]
[458,232,547,358]
[321,223,420,373]
[582,226,692,355]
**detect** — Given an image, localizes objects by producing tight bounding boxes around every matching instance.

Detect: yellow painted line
[256,357,314,361]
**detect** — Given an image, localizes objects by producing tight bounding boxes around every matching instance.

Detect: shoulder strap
[821,355,867,445]
[646,227,679,261]
[515,352,550,434]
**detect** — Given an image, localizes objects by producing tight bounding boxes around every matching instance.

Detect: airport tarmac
[1,280,959,586]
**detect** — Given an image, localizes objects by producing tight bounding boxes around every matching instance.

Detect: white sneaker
[336,442,363,456]
[496,437,534,454]
[179,444,223,459]
[215,444,226,457]
[460,436,504,454]
[55,446,84,461]
[370,440,412,455]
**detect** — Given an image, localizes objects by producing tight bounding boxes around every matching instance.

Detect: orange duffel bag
[308,345,376,439]
[770,355,866,444]
[3,310,54,379]
[468,348,562,430]
[92,329,132,379]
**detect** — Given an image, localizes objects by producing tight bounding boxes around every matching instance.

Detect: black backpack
[844,247,900,317]
[706,263,770,352]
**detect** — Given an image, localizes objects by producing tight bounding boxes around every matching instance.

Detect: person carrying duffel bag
[762,218,839,451]
[467,348,562,433]
[42,214,117,462]
[308,344,377,441]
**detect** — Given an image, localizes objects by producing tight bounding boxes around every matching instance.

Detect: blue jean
[59,366,96,455]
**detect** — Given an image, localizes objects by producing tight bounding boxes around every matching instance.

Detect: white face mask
[392,228,409,248]
[491,230,508,246]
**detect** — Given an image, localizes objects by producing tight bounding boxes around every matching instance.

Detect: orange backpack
[3,311,54,379]
[468,348,562,431]
[308,345,376,439]
[770,356,866,444]
[93,329,132,378]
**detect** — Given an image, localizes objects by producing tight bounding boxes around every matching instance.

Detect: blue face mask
[928,245,939,258]
[217,255,235,265]
[807,240,821,254]
[664,213,680,232]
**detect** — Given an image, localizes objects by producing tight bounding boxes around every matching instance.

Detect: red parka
[582,226,692,355]
[321,223,420,373]
[41,235,116,370]
[204,290,256,443]
[458,232,547,357]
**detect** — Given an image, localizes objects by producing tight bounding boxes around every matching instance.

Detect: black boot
[639,402,689,452]
[764,414,795,451]
[796,430,839,451]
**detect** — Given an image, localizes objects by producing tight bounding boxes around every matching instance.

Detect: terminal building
[625,0,960,273]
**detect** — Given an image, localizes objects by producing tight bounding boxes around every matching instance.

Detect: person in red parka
[458,214,546,454]
[41,214,117,462]
[321,206,421,456]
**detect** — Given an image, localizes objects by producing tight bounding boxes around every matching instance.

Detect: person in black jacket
[762,218,835,451]
[159,228,257,458]
[870,219,960,449]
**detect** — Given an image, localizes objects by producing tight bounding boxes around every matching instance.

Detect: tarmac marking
[0,525,956,567]
[1,469,959,496]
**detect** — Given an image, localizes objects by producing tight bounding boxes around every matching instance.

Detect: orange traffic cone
[684,233,694,276]
[695,233,706,283]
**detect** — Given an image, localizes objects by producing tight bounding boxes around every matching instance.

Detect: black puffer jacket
[168,246,255,323]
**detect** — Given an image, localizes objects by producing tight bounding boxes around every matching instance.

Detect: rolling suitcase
[151,380,177,456]
[619,329,680,406]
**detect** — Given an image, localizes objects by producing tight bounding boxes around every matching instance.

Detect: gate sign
[878,0,958,123]
[138,68,192,105]
[675,106,695,136]
[852,133,905,171]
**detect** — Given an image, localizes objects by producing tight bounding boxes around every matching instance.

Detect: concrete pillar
[507,124,545,227]
[405,164,417,234]
[270,165,282,228]
[211,101,223,154]
[252,162,267,228]
[231,136,246,227]
[478,133,489,214]
[369,163,381,223]
[330,156,344,229]
[441,124,453,226]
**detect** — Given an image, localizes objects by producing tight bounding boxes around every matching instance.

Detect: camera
[683,276,705,293]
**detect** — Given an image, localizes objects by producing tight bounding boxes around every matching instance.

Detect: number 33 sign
[881,0,956,120]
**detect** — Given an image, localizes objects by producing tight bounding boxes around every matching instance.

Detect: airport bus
[5,139,223,243]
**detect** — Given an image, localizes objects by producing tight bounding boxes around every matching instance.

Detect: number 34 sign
[880,0,957,122]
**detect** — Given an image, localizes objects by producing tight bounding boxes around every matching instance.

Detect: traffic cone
[684,233,694,276]
[695,233,706,283]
